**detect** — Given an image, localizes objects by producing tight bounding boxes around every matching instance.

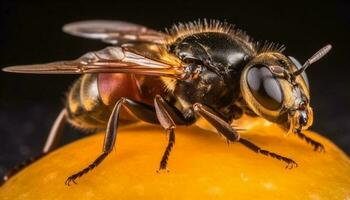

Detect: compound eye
[289,56,309,88]
[247,65,283,110]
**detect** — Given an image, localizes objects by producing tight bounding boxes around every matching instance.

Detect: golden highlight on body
[2,19,331,185]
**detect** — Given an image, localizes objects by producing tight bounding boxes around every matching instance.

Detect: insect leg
[43,108,68,153]
[154,95,178,172]
[193,103,298,169]
[116,98,189,125]
[65,98,125,186]
[1,154,46,185]
[112,96,189,172]
[65,97,187,185]
[1,108,68,185]
[125,96,190,171]
[294,129,325,152]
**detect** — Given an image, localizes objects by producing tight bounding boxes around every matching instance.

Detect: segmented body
[2,20,329,185]
[66,74,164,129]
[66,30,255,129]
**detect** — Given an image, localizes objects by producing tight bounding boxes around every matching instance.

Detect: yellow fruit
[1,117,349,200]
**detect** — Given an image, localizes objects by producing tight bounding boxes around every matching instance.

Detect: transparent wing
[3,44,185,78]
[63,20,167,44]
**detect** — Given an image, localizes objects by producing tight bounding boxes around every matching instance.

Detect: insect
[3,19,331,185]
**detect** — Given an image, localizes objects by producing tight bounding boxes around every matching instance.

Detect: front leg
[294,129,325,152]
[193,103,298,169]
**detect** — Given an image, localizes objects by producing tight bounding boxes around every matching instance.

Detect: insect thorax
[164,31,255,121]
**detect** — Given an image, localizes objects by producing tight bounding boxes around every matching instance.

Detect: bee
[3,19,331,185]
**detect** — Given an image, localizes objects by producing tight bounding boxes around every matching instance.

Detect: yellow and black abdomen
[66,74,111,130]
[65,73,165,130]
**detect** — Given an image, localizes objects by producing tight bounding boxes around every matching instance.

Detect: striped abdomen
[66,73,164,130]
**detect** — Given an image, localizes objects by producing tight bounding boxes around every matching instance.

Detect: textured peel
[0,117,349,200]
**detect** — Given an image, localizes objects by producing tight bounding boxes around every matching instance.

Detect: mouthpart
[287,106,314,134]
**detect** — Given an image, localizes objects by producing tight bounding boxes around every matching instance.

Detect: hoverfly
[3,19,331,185]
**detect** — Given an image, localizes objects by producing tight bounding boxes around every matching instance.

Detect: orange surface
[1,117,349,199]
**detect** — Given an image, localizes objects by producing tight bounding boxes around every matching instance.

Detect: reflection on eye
[247,65,283,110]
[289,56,309,88]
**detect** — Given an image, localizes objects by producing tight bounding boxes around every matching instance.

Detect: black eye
[247,65,283,110]
[289,56,309,88]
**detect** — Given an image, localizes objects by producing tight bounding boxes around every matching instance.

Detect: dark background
[0,0,349,177]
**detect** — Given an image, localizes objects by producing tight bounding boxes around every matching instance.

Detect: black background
[0,0,349,177]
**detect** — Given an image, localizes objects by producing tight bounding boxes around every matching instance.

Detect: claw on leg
[240,138,298,169]
[295,130,325,153]
[65,177,78,186]
[285,160,298,169]
[65,152,108,186]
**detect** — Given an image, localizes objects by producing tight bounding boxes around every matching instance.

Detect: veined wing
[63,20,167,44]
[3,44,185,79]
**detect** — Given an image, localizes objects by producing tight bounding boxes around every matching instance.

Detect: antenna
[293,44,332,76]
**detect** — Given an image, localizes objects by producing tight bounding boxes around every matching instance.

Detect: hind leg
[64,98,159,185]
[43,109,68,153]
[2,108,68,184]
[65,96,191,185]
